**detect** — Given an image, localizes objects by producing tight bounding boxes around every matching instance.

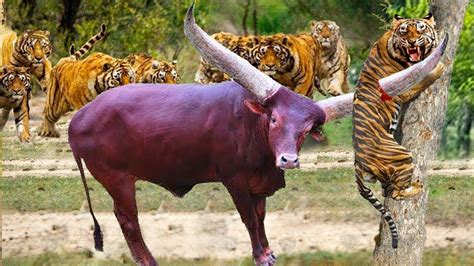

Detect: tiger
[38,26,135,138]
[124,53,180,84]
[0,66,32,142]
[0,28,52,92]
[252,33,317,98]
[195,32,259,84]
[311,20,351,96]
[352,13,445,248]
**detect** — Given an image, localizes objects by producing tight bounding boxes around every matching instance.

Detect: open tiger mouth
[262,70,276,76]
[407,46,422,62]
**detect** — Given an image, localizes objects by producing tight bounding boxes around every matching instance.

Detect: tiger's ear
[394,14,404,20]
[311,20,318,28]
[103,63,112,71]
[44,31,50,37]
[282,36,289,46]
[0,66,6,75]
[151,60,159,69]
[171,60,177,66]
[423,13,435,25]
[69,44,75,55]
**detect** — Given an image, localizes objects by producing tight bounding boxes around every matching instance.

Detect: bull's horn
[317,93,354,122]
[184,2,280,100]
[379,33,449,97]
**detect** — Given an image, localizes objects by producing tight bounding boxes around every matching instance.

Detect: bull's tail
[356,178,398,248]
[74,153,103,251]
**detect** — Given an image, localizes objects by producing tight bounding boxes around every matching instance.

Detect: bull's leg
[106,179,157,266]
[253,195,276,261]
[224,181,275,266]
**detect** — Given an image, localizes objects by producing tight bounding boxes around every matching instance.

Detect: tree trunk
[373,1,469,265]
[59,0,81,49]
[1,0,5,25]
[241,0,251,35]
[252,0,258,35]
[458,102,472,158]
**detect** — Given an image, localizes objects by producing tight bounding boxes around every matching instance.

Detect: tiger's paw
[392,180,423,200]
[19,131,32,142]
[38,125,60,138]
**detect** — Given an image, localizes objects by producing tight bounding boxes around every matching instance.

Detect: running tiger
[0,66,32,142]
[311,20,350,96]
[38,25,135,137]
[0,28,52,92]
[124,53,180,84]
[353,13,445,248]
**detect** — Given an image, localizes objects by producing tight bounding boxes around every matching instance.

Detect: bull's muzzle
[277,154,300,169]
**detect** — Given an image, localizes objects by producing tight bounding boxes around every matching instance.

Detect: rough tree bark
[374,1,469,265]
[241,0,251,35]
[59,0,81,49]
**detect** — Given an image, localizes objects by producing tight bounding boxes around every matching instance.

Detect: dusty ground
[2,211,473,260]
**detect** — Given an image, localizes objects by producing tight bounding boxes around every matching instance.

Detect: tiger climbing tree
[374,1,469,265]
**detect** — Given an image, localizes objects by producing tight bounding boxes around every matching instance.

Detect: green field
[4,247,474,266]
[2,168,472,225]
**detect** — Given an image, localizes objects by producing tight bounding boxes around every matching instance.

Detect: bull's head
[184,3,447,170]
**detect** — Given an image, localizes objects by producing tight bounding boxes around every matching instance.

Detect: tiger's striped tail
[70,24,107,60]
[356,178,398,248]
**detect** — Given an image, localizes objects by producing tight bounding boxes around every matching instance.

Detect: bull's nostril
[281,156,287,163]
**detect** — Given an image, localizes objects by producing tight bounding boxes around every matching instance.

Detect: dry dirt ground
[2,94,473,261]
[3,211,473,260]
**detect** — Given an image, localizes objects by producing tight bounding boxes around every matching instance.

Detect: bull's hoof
[255,251,277,266]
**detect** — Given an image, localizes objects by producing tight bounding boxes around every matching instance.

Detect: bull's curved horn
[317,93,354,122]
[379,33,449,97]
[184,2,280,100]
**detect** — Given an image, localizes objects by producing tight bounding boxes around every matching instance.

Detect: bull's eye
[270,117,276,124]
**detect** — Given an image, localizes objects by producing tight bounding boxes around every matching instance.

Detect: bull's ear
[244,99,267,115]
[310,129,326,142]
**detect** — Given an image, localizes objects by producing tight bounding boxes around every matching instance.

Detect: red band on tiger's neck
[378,86,393,101]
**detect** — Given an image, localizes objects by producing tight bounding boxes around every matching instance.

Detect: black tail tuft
[92,215,103,251]
[392,237,398,249]
[74,154,104,252]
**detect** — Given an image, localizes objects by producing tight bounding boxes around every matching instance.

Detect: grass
[2,168,472,224]
[3,247,473,266]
